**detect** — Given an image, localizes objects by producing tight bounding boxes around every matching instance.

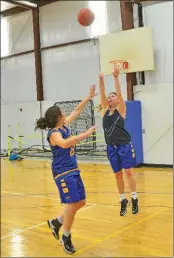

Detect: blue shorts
[55,173,86,204]
[107,143,136,173]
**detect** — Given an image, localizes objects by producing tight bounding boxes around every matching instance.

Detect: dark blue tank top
[102,109,131,146]
[47,126,79,178]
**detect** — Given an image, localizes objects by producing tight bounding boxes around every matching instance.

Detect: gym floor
[1,159,173,257]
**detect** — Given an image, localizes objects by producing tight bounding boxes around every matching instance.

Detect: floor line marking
[75,208,168,256]
[1,190,96,206]
[1,204,96,240]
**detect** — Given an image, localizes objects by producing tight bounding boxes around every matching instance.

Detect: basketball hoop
[109,60,129,72]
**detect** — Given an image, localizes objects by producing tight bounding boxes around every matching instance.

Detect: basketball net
[109,60,128,73]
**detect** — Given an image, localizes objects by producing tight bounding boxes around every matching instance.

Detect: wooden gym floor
[1,158,173,257]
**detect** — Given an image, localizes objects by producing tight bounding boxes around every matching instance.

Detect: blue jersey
[47,126,79,178]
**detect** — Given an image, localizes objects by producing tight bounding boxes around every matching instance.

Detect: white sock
[57,216,63,224]
[131,192,137,200]
[64,231,70,237]
[120,194,125,202]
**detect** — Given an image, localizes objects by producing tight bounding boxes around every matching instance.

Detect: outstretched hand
[89,84,98,98]
[98,72,104,79]
[112,65,120,78]
[87,125,97,135]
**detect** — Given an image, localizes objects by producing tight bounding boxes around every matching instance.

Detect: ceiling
[1,1,17,11]
[1,1,165,18]
[0,0,60,17]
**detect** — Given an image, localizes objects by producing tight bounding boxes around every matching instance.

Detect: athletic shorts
[107,142,136,173]
[55,173,86,204]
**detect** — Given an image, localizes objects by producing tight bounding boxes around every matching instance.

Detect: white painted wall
[1,53,37,103]
[1,11,33,56]
[1,102,42,151]
[132,1,173,165]
[1,1,122,56]
[1,1,126,102]
[39,1,122,47]
[42,41,100,101]
[134,83,173,165]
[143,1,173,84]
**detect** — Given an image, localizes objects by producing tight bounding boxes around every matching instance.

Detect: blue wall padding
[125,101,144,165]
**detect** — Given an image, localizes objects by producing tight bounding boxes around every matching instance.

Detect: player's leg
[60,174,87,254]
[76,173,86,210]
[47,180,65,241]
[48,192,85,243]
[61,202,78,254]
[107,145,130,216]
[119,143,139,214]
[47,175,78,254]
[124,168,138,214]
[115,170,130,216]
[55,197,85,228]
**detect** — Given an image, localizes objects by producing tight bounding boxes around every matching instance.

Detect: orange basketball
[77,8,95,26]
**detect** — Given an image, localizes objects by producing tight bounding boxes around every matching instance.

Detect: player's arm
[64,85,97,126]
[98,73,109,114]
[50,126,96,149]
[113,66,126,118]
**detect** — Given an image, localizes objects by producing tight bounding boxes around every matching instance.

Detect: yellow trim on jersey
[54,168,79,180]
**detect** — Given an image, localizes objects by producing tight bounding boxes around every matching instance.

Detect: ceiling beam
[1,0,60,17]
[0,6,28,17]
[32,7,44,101]
[37,0,60,7]
[25,0,38,5]
[26,0,60,7]
[120,0,137,101]
[21,0,59,7]
[2,0,36,10]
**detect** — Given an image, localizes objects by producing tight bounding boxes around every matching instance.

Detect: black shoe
[61,234,76,254]
[47,218,62,240]
[132,198,139,214]
[120,199,130,216]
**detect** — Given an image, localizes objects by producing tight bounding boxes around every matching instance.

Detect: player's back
[47,126,79,178]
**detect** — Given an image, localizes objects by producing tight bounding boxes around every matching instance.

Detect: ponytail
[35,117,48,131]
[35,106,63,130]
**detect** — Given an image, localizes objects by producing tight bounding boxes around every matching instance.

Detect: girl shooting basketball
[98,66,139,216]
[35,85,97,254]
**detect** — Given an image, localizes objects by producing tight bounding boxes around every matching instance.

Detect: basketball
[77,8,95,26]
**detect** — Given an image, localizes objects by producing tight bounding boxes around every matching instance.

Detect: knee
[77,199,86,210]
[115,171,123,180]
[80,199,86,207]
[67,203,79,213]
[125,168,132,177]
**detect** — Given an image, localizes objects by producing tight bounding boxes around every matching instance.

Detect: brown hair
[108,92,117,96]
[35,106,63,130]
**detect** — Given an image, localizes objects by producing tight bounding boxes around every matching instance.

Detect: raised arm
[98,73,109,112]
[50,126,96,148]
[113,66,126,118]
[64,85,97,126]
